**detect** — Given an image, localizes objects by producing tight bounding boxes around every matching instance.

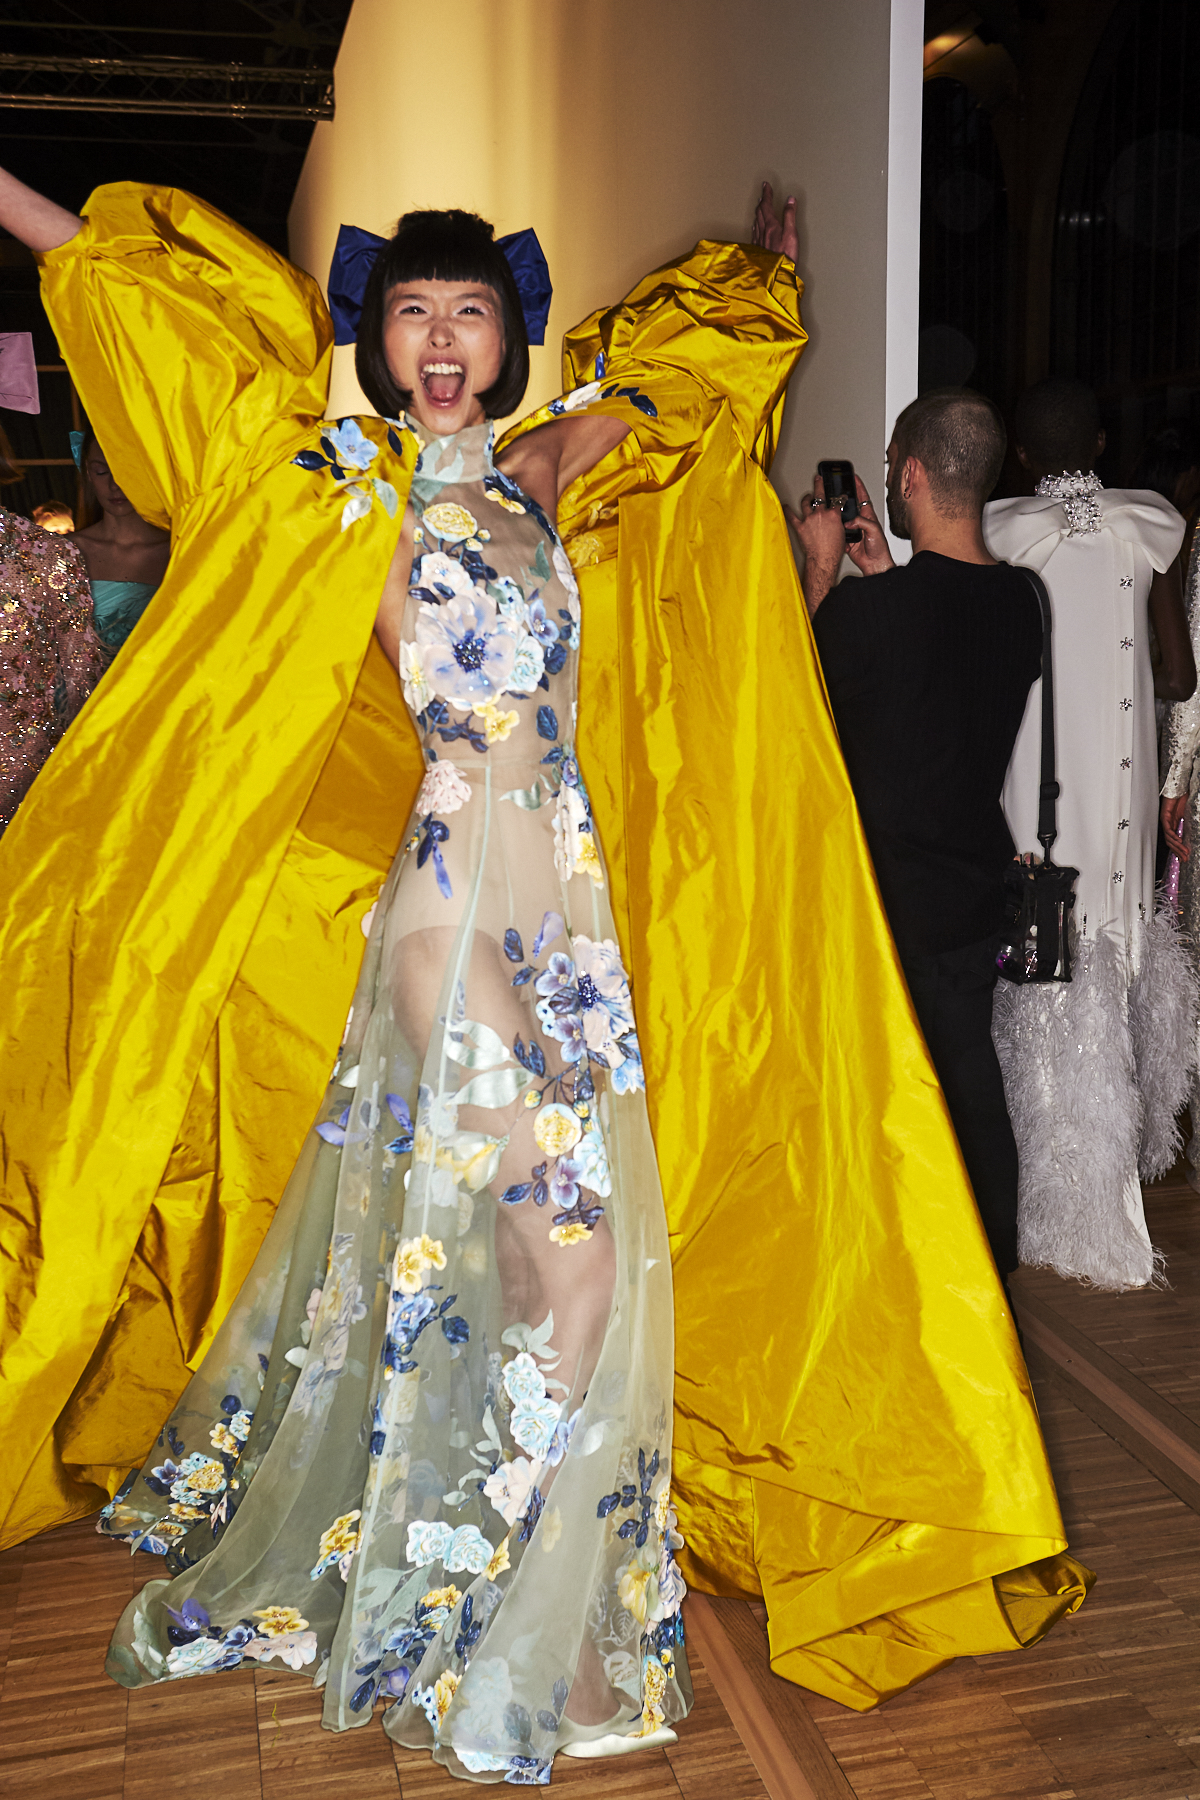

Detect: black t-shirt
[812,551,1041,956]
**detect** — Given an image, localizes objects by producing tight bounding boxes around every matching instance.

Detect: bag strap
[1020,567,1059,863]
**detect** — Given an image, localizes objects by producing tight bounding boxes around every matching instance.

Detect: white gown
[984,478,1193,1290]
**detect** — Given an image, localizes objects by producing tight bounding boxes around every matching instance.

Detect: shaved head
[891,389,1007,517]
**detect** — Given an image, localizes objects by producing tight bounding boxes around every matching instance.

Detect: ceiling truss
[0,52,334,120]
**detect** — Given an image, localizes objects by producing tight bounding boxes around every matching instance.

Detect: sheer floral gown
[100,421,691,1779]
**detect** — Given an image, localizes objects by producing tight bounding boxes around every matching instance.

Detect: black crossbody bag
[996,568,1079,984]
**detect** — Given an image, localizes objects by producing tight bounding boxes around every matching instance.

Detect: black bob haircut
[355,209,530,421]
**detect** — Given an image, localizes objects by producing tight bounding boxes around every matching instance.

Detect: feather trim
[990,916,1191,1292]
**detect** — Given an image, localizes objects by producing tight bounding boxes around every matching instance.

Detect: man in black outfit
[787,390,1040,1283]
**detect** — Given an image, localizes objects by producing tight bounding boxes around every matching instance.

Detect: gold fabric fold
[0,192,1089,1706]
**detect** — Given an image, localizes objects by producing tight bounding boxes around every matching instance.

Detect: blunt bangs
[355,209,530,420]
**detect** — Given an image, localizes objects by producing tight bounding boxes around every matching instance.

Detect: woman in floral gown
[100,217,696,1770]
[0,165,765,1774]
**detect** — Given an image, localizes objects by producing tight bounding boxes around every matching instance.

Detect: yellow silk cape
[0,185,1089,1709]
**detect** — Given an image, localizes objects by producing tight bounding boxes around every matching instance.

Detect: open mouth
[421,360,466,407]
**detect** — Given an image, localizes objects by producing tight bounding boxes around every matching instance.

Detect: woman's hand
[0,166,81,252]
[784,473,894,615]
[1163,792,1189,861]
[751,182,798,264]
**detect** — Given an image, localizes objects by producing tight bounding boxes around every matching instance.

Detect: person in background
[1130,422,1200,579]
[1156,427,1200,1190]
[1130,424,1200,746]
[70,426,169,661]
[32,499,74,535]
[987,378,1196,1289]
[789,389,1038,1299]
[0,425,104,835]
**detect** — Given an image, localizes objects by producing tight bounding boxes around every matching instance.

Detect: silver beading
[1036,469,1103,537]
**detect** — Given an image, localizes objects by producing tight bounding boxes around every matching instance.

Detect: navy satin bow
[328,222,552,348]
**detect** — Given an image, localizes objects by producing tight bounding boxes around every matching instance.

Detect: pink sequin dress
[0,508,104,834]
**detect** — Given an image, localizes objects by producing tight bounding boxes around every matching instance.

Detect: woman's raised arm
[0,166,81,252]
[496,412,630,520]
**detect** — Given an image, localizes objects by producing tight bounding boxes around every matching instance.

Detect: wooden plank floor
[1014,1171,1200,1439]
[7,1176,1200,1799]
[791,1366,1200,1800]
[0,1515,770,1800]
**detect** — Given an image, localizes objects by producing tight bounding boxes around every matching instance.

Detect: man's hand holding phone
[785,467,894,615]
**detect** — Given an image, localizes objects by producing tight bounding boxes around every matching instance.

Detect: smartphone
[817,459,863,544]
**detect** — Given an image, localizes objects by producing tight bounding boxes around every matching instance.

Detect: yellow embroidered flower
[393,1243,426,1293]
[485,1535,512,1580]
[523,1089,541,1109]
[462,1239,488,1278]
[549,1222,592,1247]
[418,1234,447,1270]
[617,1563,656,1624]
[464,537,483,551]
[209,1422,241,1456]
[643,1657,667,1708]
[421,1585,461,1612]
[487,490,526,515]
[186,1459,228,1494]
[393,1235,445,1292]
[167,1502,206,1521]
[422,502,478,543]
[533,1103,582,1157]
[540,1507,563,1553]
[452,1137,502,1191]
[653,1485,672,1535]
[576,834,603,885]
[476,700,520,744]
[433,1670,461,1720]
[317,1510,362,1563]
[567,532,604,568]
[253,1605,309,1638]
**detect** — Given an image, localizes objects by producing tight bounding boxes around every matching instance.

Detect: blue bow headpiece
[328,222,552,349]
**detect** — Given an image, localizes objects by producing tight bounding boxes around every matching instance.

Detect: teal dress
[90,578,158,653]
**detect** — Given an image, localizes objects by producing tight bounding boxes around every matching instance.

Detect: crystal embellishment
[1036,469,1103,536]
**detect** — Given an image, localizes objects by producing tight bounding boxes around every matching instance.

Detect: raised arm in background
[0,167,80,251]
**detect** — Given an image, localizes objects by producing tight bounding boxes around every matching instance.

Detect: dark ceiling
[0,0,353,252]
[0,0,353,512]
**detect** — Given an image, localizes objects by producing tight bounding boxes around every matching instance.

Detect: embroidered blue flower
[526,596,559,651]
[416,590,517,710]
[325,418,379,471]
[292,417,399,531]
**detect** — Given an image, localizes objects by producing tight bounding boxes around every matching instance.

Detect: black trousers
[898,935,1019,1278]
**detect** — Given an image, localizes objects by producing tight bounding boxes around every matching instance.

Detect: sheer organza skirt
[101,747,691,1781]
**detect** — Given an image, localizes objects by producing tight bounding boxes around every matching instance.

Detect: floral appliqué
[293,417,409,532]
